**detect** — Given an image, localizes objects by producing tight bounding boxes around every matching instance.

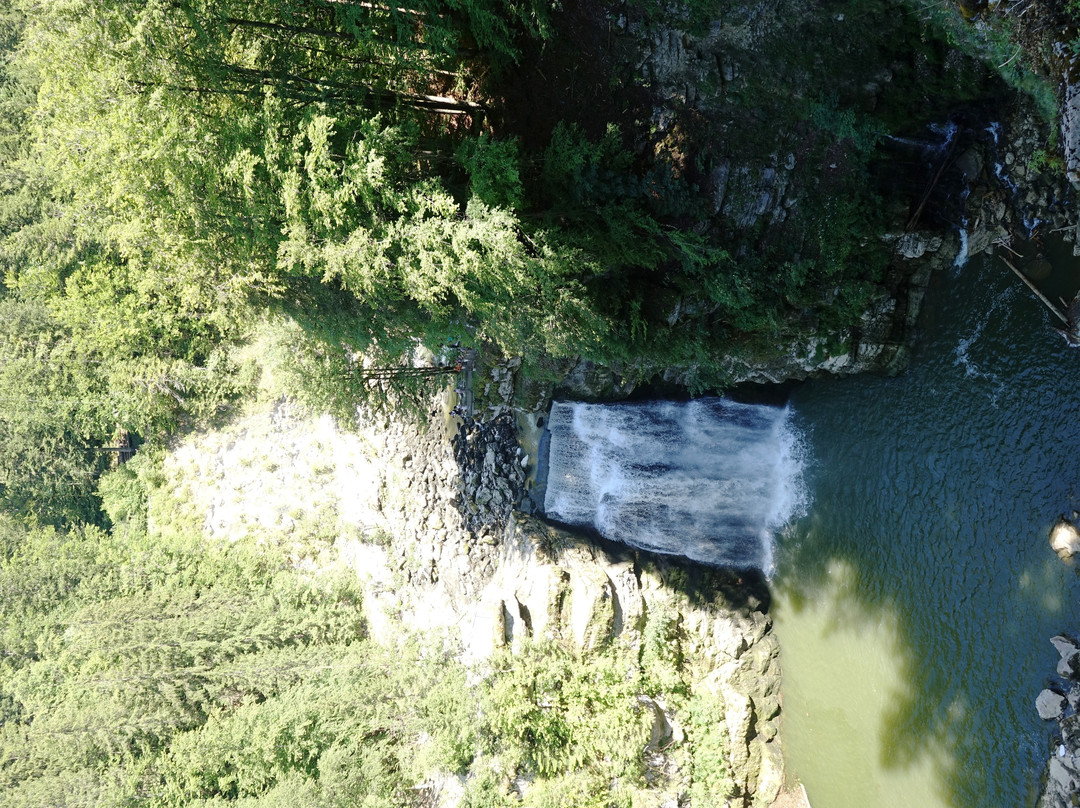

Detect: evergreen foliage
[0,0,1016,801]
[481,640,653,780]
[0,0,953,518]
[0,508,722,807]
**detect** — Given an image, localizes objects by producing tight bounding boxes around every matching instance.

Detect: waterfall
[953,227,970,270]
[542,398,805,571]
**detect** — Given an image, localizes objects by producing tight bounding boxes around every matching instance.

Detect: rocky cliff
[155,396,787,806]
[485,514,785,804]
[516,0,1077,393]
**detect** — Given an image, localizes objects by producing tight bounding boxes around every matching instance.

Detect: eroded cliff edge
[153,398,787,807]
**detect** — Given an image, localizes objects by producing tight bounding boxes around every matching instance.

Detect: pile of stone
[452,413,527,534]
[1036,634,1080,807]
[357,409,490,596]
[964,109,1077,259]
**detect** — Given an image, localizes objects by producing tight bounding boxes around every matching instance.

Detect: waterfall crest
[542,398,804,571]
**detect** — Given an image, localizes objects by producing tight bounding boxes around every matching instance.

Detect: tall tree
[0,297,112,523]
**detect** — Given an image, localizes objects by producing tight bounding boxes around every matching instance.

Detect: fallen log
[1001,255,1069,324]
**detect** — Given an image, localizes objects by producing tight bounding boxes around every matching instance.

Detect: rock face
[617,0,983,386]
[1038,634,1080,807]
[470,514,785,807]
[1061,80,1080,189]
[169,398,788,807]
[668,97,1078,388]
[622,0,1078,388]
[716,279,923,385]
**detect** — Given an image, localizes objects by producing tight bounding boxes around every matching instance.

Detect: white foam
[761,406,809,575]
[953,285,1015,397]
[928,120,959,155]
[544,399,808,572]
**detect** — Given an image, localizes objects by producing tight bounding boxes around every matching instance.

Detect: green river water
[774,243,1080,807]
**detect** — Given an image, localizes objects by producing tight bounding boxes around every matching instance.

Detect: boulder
[556,359,634,401]
[1062,713,1080,749]
[954,146,983,180]
[1038,688,1068,721]
[1044,756,1080,804]
[1052,635,1080,660]
[1051,517,1080,559]
[1059,654,1080,680]
[894,232,943,259]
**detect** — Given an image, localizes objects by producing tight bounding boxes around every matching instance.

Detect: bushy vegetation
[930,0,1061,132]
[0,498,741,807]
[0,0,992,521]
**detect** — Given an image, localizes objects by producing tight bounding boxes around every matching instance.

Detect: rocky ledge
[1036,634,1080,806]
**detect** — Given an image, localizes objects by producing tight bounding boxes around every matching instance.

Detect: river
[774,242,1080,807]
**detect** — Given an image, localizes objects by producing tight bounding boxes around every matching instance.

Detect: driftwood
[1060,297,1080,346]
[906,134,960,232]
[1001,255,1068,323]
[1001,254,1080,345]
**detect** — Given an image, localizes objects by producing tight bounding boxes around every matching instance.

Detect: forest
[0,0,944,524]
[0,1,777,803]
[3,502,741,807]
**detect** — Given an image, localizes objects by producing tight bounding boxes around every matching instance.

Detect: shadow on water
[772,245,1080,807]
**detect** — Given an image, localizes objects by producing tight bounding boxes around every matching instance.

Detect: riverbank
[1036,633,1080,807]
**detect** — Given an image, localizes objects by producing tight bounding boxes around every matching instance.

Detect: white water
[952,227,970,270]
[542,398,805,571]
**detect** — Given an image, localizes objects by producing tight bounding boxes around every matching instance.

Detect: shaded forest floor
[483,0,653,149]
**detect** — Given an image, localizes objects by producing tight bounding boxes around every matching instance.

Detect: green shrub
[686,691,736,807]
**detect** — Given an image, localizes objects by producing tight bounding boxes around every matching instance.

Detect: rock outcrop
[348,412,787,806]
[356,410,786,805]
[1051,516,1080,560]
[468,514,785,806]
[1038,634,1080,807]
[162,399,785,806]
[1064,80,1080,189]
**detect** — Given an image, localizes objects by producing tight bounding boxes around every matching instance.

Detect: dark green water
[774,246,1080,806]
